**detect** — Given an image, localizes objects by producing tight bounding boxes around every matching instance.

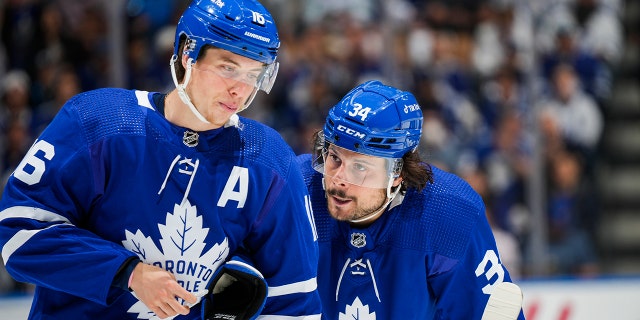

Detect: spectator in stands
[32,65,81,136]
[573,0,624,66]
[0,70,33,137]
[430,31,484,150]
[545,149,599,277]
[538,62,603,174]
[0,0,40,76]
[471,1,536,79]
[540,26,611,103]
[414,74,466,172]
[477,66,532,131]
[475,111,532,237]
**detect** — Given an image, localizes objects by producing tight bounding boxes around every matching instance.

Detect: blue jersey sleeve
[241,140,321,318]
[425,180,525,319]
[0,93,137,305]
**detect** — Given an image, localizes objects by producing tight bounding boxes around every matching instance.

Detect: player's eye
[352,163,367,172]
[246,72,260,81]
[219,64,238,77]
[327,153,341,165]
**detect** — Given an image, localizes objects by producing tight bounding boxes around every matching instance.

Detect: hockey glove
[201,258,268,320]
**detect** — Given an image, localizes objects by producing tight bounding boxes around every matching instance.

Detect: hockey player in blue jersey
[0,1,321,319]
[297,80,525,319]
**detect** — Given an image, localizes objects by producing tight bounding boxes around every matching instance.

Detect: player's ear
[392,177,403,188]
[181,49,191,68]
[181,39,197,68]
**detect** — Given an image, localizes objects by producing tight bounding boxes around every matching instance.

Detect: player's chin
[207,109,235,127]
[329,213,353,222]
[328,206,353,221]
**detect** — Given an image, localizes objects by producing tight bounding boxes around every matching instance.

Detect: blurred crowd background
[0,0,638,295]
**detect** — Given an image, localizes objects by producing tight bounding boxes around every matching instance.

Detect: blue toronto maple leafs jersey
[297,154,525,320]
[0,88,322,319]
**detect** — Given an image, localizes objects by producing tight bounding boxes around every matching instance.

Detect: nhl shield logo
[350,233,366,248]
[183,130,199,147]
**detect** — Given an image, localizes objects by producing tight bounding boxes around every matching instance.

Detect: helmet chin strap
[349,179,401,224]
[170,55,211,124]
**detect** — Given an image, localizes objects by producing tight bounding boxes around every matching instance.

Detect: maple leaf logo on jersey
[122,200,229,319]
[340,297,376,320]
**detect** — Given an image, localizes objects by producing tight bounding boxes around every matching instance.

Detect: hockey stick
[481,282,523,320]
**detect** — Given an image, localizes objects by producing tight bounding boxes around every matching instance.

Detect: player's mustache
[326,188,351,200]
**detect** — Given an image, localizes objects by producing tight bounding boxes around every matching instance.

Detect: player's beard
[325,187,388,222]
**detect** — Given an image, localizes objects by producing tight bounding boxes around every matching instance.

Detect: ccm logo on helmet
[337,125,366,139]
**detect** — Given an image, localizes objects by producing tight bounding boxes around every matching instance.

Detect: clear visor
[312,143,403,189]
[195,61,279,94]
